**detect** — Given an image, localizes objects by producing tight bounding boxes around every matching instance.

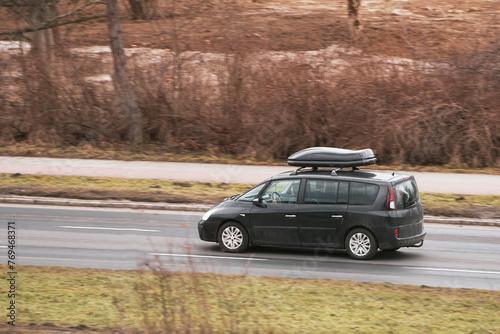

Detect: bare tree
[107,0,143,145]
[1,0,59,62]
[1,0,143,145]
[127,0,154,20]
[0,0,107,60]
[347,0,362,34]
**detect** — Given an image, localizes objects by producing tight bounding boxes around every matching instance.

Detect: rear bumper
[395,231,426,248]
[379,223,426,250]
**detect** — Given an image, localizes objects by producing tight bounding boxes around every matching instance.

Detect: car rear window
[394,178,420,209]
[349,182,380,205]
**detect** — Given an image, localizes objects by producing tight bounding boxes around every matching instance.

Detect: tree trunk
[347,0,362,34]
[107,0,142,145]
[18,0,60,63]
[128,0,147,20]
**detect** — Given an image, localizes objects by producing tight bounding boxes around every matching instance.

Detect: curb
[423,215,499,227]
[0,195,212,212]
[0,195,498,227]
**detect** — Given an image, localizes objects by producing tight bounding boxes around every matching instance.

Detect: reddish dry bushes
[1,51,125,145]
[0,47,498,167]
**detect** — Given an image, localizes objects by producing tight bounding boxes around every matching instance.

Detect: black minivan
[198,147,425,260]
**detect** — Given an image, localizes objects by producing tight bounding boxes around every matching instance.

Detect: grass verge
[1,173,499,218]
[0,173,252,205]
[421,193,500,219]
[2,264,499,333]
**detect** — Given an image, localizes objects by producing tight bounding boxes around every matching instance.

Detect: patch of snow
[71,46,111,54]
[0,41,31,52]
[85,75,112,83]
[391,8,426,19]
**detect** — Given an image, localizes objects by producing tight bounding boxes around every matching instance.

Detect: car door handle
[331,215,343,219]
[285,214,297,218]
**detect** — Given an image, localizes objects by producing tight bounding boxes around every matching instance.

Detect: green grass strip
[3,265,500,333]
[1,173,499,218]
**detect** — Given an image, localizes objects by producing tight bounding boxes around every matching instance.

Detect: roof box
[287,147,376,168]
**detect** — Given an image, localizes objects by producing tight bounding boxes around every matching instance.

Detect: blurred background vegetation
[0,0,498,168]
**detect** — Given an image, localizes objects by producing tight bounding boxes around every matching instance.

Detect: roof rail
[290,166,318,175]
[290,166,362,176]
[290,167,305,175]
[331,168,342,176]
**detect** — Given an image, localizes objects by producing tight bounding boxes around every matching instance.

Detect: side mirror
[252,197,267,208]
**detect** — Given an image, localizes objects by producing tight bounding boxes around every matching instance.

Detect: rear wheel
[218,222,249,253]
[345,228,378,260]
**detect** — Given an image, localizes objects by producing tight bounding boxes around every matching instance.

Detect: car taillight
[386,186,396,210]
[394,228,399,238]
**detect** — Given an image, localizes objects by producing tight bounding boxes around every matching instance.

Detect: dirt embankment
[2,0,498,56]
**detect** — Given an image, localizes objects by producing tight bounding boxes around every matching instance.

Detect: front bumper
[198,220,217,242]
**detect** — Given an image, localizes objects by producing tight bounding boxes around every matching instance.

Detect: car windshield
[236,183,267,202]
[394,178,420,209]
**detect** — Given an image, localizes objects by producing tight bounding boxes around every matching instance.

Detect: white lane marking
[150,253,267,261]
[17,256,137,264]
[0,246,7,248]
[60,226,160,232]
[404,267,500,275]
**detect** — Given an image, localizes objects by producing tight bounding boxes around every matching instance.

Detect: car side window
[349,182,379,205]
[236,183,267,202]
[262,179,301,204]
[304,180,338,204]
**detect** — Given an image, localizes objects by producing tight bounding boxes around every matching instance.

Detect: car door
[297,180,348,247]
[249,179,301,246]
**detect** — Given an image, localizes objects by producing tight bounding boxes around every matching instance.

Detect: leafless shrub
[1,37,498,167]
[129,250,258,333]
[0,49,120,145]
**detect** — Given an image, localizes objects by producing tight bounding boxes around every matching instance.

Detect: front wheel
[345,228,378,260]
[218,222,249,253]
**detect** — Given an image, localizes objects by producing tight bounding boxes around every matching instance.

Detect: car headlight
[202,208,218,221]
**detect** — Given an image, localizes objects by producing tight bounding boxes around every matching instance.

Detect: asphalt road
[1,204,499,290]
[0,156,499,195]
